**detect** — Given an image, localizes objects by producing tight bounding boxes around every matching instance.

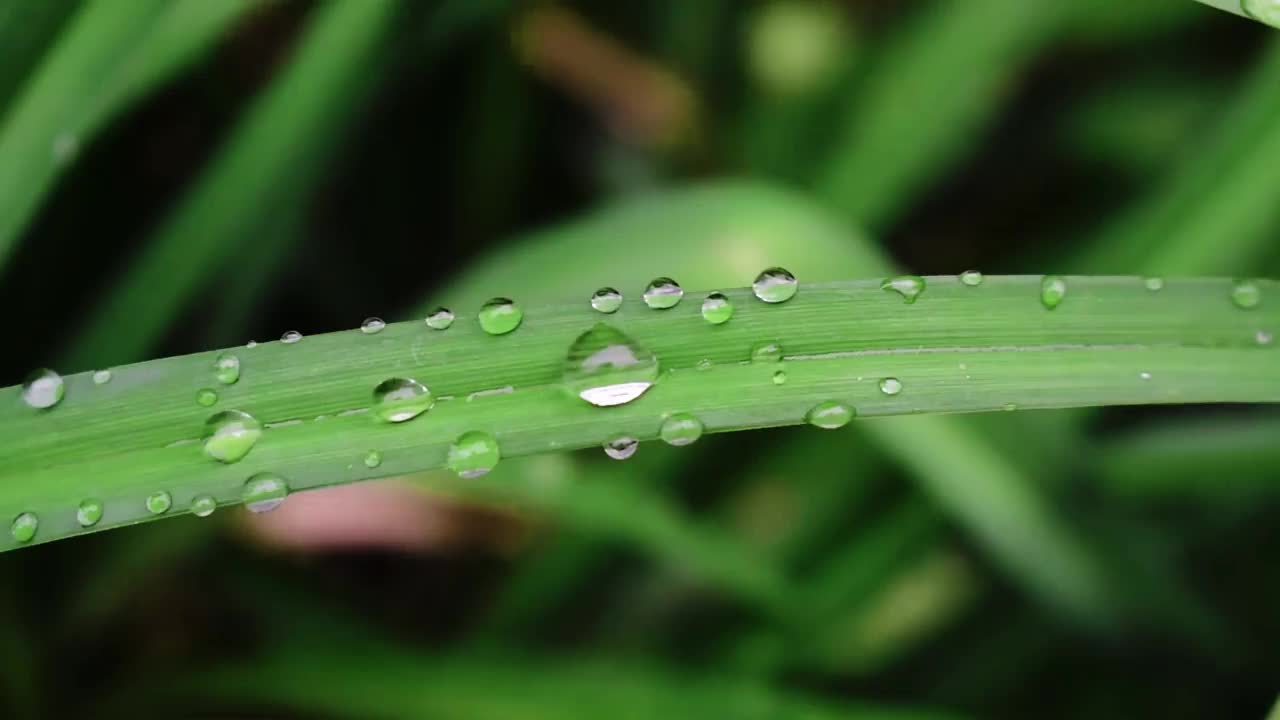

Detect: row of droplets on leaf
[11,273,1271,544]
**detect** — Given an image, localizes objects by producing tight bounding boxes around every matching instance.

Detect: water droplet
[447,431,500,478]
[202,410,263,463]
[213,353,240,385]
[10,513,37,543]
[52,132,79,165]
[281,330,303,344]
[772,369,787,385]
[643,277,683,309]
[751,341,783,363]
[191,494,217,518]
[373,378,434,423]
[1144,277,1164,291]
[1243,0,1280,28]
[701,292,734,324]
[478,298,523,335]
[879,377,903,395]
[242,473,289,513]
[1139,371,1152,381]
[696,358,714,371]
[881,275,926,304]
[364,449,383,468]
[425,307,455,330]
[1257,330,1274,346]
[591,287,623,313]
[246,340,258,349]
[603,435,639,460]
[959,270,984,287]
[146,491,172,515]
[1040,275,1067,310]
[77,499,103,527]
[1231,280,1261,309]
[563,323,659,407]
[752,267,798,303]
[361,317,386,334]
[806,400,854,430]
[1002,402,1018,412]
[21,369,64,409]
[660,413,704,447]
[196,388,218,407]
[92,369,112,385]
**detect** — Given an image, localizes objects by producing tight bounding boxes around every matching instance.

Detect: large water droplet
[364,449,383,468]
[603,435,638,460]
[751,341,783,363]
[1243,0,1280,28]
[214,353,240,385]
[146,491,172,515]
[563,323,659,407]
[959,270,983,287]
[21,369,63,409]
[1231,280,1261,309]
[881,275,925,304]
[479,298,523,335]
[361,317,386,334]
[77,499,103,527]
[701,292,734,324]
[373,378,434,422]
[242,473,289,513]
[1144,277,1164,292]
[591,287,623,313]
[10,513,37,543]
[879,377,903,396]
[202,410,263,463]
[92,369,112,385]
[752,267,798,303]
[281,330,303,344]
[806,400,854,429]
[447,431,500,478]
[191,494,217,517]
[1040,275,1067,310]
[660,413,704,446]
[196,388,218,407]
[643,277,683,309]
[425,307,455,330]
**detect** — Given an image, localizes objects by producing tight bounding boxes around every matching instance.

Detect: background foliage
[0,0,1278,718]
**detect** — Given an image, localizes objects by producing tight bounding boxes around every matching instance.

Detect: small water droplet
[246,340,258,349]
[1243,0,1280,28]
[701,292,734,324]
[959,270,984,287]
[1257,330,1274,346]
[696,358,714,371]
[603,435,638,460]
[660,413,704,447]
[146,491,172,515]
[21,369,64,409]
[202,410,262,463]
[92,369,112,385]
[752,267,798,303]
[281,330,303,344]
[425,307,455,330]
[361,317,386,334]
[772,369,787,385]
[1231,279,1261,309]
[213,353,240,385]
[479,298,523,335]
[191,494,217,517]
[590,287,623,313]
[1040,275,1067,310]
[881,275,925,304]
[806,400,854,429]
[77,499,103,527]
[364,449,383,468]
[52,132,79,165]
[196,388,218,407]
[447,431,500,478]
[1144,277,1164,291]
[751,341,783,363]
[563,323,659,407]
[373,378,434,422]
[642,277,683,309]
[242,473,289,513]
[1002,402,1017,412]
[1139,371,1152,381]
[10,513,37,543]
[879,377,903,395]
